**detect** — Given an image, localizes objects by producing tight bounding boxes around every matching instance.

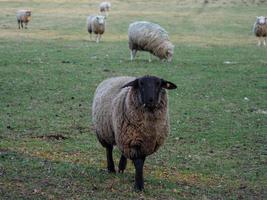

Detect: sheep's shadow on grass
[0,148,181,196]
[123,59,174,71]
[1,148,264,198]
[124,57,170,65]
[0,149,124,197]
[1,24,12,29]
[83,37,104,44]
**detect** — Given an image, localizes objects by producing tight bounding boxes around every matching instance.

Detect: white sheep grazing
[87,15,106,43]
[128,21,174,62]
[253,16,267,46]
[99,2,111,17]
[92,75,177,191]
[16,10,31,29]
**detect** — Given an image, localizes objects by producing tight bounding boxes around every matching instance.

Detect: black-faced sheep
[16,10,31,29]
[128,21,174,62]
[253,16,267,46]
[87,15,106,43]
[92,75,177,191]
[99,2,111,17]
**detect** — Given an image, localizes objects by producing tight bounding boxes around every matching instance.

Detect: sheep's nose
[145,98,156,111]
[146,98,155,107]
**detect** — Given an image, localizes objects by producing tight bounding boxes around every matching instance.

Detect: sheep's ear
[121,79,139,89]
[161,79,177,90]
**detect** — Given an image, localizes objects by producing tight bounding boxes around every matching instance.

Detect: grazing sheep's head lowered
[122,76,176,111]
[166,44,174,62]
[256,16,267,25]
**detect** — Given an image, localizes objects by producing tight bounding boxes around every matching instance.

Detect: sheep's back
[87,16,95,26]
[92,76,135,145]
[16,10,31,22]
[128,21,169,51]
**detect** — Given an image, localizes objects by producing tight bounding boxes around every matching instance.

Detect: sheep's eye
[140,81,144,86]
[156,81,160,86]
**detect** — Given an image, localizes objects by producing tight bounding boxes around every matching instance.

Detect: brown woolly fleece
[20,15,31,23]
[92,77,170,159]
[254,24,267,37]
[92,20,105,34]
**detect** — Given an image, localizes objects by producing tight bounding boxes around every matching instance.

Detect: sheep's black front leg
[17,20,21,29]
[20,21,23,29]
[118,154,127,173]
[106,145,115,173]
[133,157,146,191]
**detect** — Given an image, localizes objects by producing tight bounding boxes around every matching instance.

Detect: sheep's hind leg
[130,49,137,61]
[118,154,127,173]
[148,53,151,63]
[106,145,116,173]
[263,37,266,47]
[133,157,146,191]
[96,34,100,43]
[17,20,21,29]
[258,37,263,46]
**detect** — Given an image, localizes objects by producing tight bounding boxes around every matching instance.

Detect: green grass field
[0,0,267,199]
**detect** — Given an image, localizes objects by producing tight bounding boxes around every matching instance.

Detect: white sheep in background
[99,2,111,17]
[128,21,174,62]
[87,15,106,43]
[253,16,267,46]
[92,75,177,191]
[16,10,31,29]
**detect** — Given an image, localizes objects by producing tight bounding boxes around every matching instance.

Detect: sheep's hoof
[134,184,144,192]
[118,169,124,173]
[107,168,116,173]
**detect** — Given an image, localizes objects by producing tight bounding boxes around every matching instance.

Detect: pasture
[0,0,267,199]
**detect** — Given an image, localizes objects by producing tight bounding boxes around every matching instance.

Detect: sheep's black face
[122,76,177,111]
[137,77,163,110]
[26,11,31,17]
